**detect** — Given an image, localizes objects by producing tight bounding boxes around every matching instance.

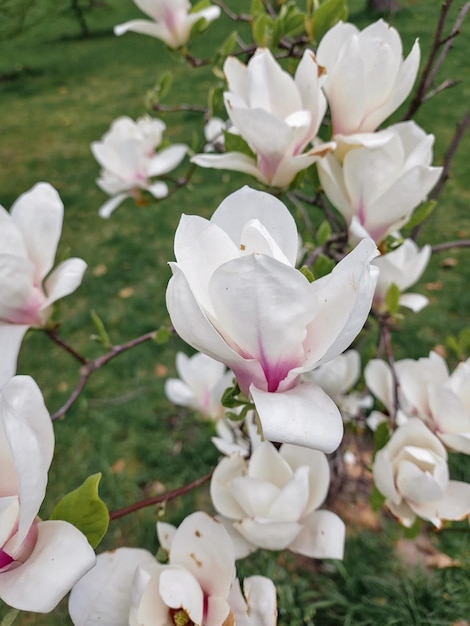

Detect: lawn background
[1,0,470,623]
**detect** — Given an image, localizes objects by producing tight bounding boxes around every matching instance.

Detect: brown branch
[211,0,251,22]
[152,103,207,114]
[51,329,159,420]
[109,471,213,521]
[379,318,399,430]
[431,239,470,253]
[46,328,88,365]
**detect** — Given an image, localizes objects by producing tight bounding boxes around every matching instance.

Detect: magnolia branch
[108,471,213,521]
[50,329,159,420]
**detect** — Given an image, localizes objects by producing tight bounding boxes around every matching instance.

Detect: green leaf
[316,220,332,245]
[153,326,172,345]
[221,382,247,409]
[208,85,225,117]
[385,283,401,315]
[50,473,109,549]
[300,265,315,283]
[403,199,436,231]
[370,485,386,512]
[213,31,238,70]
[90,309,112,348]
[251,0,266,16]
[403,517,422,539]
[278,3,306,39]
[312,0,348,42]
[252,13,275,46]
[0,610,19,626]
[190,0,212,12]
[374,421,391,454]
[312,253,335,279]
[224,131,255,158]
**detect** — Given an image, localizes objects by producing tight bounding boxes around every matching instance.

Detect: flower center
[169,608,195,626]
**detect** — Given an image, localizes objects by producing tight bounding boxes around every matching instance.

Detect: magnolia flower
[203,117,227,153]
[164,351,234,420]
[373,418,470,527]
[316,19,420,137]
[364,358,409,431]
[211,441,345,559]
[0,376,95,612]
[70,512,277,626]
[212,411,262,458]
[114,0,221,49]
[0,183,87,386]
[166,186,379,452]
[91,115,187,218]
[305,350,372,422]
[317,121,442,244]
[372,239,431,313]
[192,48,332,188]
[395,352,470,455]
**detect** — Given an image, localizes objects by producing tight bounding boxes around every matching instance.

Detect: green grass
[1,0,470,623]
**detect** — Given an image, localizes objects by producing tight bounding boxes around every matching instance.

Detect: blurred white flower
[373,418,470,528]
[372,239,431,313]
[91,115,187,218]
[165,351,233,420]
[210,441,345,559]
[212,411,262,458]
[317,121,442,244]
[316,19,420,136]
[0,183,87,385]
[192,48,333,187]
[115,0,221,49]
[203,117,228,153]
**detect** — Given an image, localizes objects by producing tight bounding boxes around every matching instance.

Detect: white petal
[98,193,130,218]
[159,566,204,625]
[0,324,29,388]
[288,510,345,559]
[43,258,87,307]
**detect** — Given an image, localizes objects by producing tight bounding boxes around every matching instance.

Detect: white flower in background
[91,115,187,218]
[192,49,333,188]
[203,117,228,153]
[166,186,379,452]
[305,350,372,422]
[212,411,263,458]
[164,351,234,420]
[0,183,87,386]
[317,121,442,244]
[372,239,431,313]
[70,512,278,626]
[373,418,470,528]
[114,0,221,49]
[396,352,470,455]
[364,358,411,431]
[316,19,420,137]
[0,376,95,612]
[210,441,345,559]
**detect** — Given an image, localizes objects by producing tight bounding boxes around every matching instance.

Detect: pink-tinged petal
[206,596,232,626]
[230,576,277,626]
[159,566,204,625]
[409,481,470,527]
[68,547,154,626]
[0,520,95,613]
[156,522,176,553]
[170,512,234,599]
[98,193,130,219]
[0,497,19,547]
[114,19,173,42]
[235,518,301,551]
[248,442,292,487]
[211,455,250,520]
[166,266,248,373]
[10,183,63,282]
[270,150,330,189]
[43,258,87,308]
[0,255,39,322]
[211,187,299,267]
[209,255,316,392]
[191,152,264,183]
[280,445,330,512]
[304,238,379,368]
[250,381,343,453]
[0,324,29,388]
[148,144,187,177]
[289,510,345,559]
[1,376,54,546]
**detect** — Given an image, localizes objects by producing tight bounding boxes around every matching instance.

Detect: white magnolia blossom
[212,411,263,458]
[0,376,96,612]
[373,418,470,528]
[316,19,420,137]
[192,48,333,188]
[70,512,277,626]
[91,115,187,218]
[211,441,345,559]
[305,350,372,422]
[165,351,234,420]
[372,239,431,313]
[114,0,221,49]
[166,186,379,452]
[203,117,227,153]
[0,183,87,386]
[317,121,442,244]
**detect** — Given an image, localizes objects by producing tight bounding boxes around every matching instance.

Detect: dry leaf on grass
[396,535,460,570]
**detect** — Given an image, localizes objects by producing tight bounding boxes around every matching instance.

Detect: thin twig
[211,0,251,21]
[46,328,88,365]
[379,318,399,430]
[431,239,470,253]
[152,103,207,114]
[109,471,213,521]
[51,330,159,420]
